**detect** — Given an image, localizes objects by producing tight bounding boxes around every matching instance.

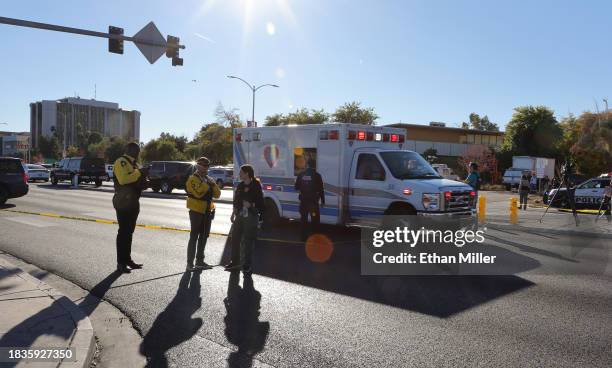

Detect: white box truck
[233,124,476,228]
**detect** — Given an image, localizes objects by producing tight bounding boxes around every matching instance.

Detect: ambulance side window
[356,154,386,181]
[294,147,317,176]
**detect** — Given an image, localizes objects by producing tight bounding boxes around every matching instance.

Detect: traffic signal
[166,35,179,58]
[108,26,124,54]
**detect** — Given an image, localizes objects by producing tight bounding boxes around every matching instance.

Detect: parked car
[502,168,524,190]
[50,157,107,187]
[208,166,233,189]
[0,157,29,205]
[25,164,50,182]
[544,175,610,209]
[148,161,195,194]
[105,164,114,181]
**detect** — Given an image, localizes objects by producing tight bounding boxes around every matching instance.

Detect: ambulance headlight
[422,193,440,211]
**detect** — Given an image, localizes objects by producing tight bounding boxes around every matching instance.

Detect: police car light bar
[390,134,398,142]
[366,132,374,141]
[348,130,356,140]
[375,133,382,141]
[357,131,366,140]
[329,130,339,140]
[383,133,390,142]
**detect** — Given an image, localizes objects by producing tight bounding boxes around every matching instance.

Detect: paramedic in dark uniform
[294,159,325,240]
[113,142,148,274]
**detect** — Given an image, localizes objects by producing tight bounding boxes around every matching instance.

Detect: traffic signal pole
[0,16,185,65]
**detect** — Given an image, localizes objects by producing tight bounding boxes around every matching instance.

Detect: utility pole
[0,16,185,66]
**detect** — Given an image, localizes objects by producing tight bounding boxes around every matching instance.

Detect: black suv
[0,157,29,205]
[148,161,195,194]
[50,157,107,187]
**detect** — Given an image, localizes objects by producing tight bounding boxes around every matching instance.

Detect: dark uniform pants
[299,200,320,239]
[519,190,529,209]
[116,205,139,265]
[603,196,611,221]
[231,213,258,268]
[187,210,212,266]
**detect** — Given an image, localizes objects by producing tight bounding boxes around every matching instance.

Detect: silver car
[208,167,233,189]
[25,164,50,182]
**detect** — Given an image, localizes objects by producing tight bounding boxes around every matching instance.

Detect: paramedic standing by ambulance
[185,157,220,271]
[294,159,325,240]
[113,142,148,274]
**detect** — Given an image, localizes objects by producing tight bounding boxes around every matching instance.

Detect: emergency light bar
[375,133,382,141]
[357,131,366,140]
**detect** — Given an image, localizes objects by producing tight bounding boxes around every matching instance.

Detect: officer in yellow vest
[113,142,148,273]
[185,157,220,271]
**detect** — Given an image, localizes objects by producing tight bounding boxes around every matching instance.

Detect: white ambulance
[233,123,476,227]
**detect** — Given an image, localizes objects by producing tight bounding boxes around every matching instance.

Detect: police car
[544,174,611,209]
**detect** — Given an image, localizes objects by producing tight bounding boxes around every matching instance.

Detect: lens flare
[305,234,334,263]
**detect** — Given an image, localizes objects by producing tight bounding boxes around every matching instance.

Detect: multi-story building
[29,98,140,149]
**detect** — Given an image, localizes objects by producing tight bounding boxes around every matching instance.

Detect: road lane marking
[0,208,359,245]
[3,216,58,228]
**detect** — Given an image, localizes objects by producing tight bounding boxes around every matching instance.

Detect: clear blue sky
[1,0,611,142]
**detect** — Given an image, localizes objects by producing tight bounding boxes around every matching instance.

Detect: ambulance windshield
[380,151,441,180]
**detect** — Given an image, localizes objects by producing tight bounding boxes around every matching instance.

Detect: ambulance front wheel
[264,198,281,227]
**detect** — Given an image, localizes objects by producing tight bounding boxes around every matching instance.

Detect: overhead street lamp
[227,75,278,127]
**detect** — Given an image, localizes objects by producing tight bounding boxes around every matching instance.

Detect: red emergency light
[382,133,390,142]
[390,134,399,142]
[348,130,356,140]
[235,133,242,142]
[366,132,374,141]
[329,130,339,140]
[399,134,405,143]
[357,131,366,140]
[444,191,452,201]
[265,185,273,191]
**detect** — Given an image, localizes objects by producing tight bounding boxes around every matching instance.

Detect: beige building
[388,122,505,157]
[30,97,140,149]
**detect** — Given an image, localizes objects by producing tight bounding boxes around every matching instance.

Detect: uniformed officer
[294,159,325,240]
[185,157,221,271]
[113,142,148,273]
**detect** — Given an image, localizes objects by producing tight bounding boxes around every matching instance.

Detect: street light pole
[227,75,278,126]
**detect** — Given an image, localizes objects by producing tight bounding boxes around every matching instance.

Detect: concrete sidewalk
[0,258,94,368]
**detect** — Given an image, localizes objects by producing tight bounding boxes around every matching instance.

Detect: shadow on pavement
[140,271,203,368]
[0,203,16,210]
[0,270,121,368]
[223,222,536,318]
[224,272,270,368]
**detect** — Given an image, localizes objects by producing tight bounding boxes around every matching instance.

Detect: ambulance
[233,123,476,227]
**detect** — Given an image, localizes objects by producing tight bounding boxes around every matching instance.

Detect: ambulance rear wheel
[264,198,281,227]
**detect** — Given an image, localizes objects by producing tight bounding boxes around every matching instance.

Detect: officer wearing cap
[294,158,325,240]
[113,142,148,273]
[185,157,221,271]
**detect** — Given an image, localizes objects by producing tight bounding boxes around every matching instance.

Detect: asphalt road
[1,183,611,367]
